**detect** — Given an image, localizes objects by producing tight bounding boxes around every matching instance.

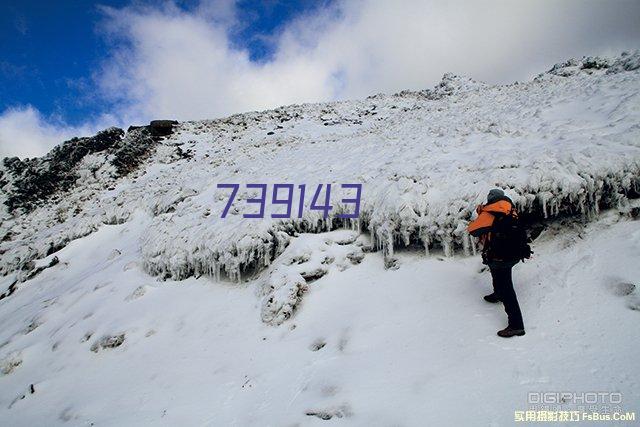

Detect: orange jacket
[467,200,515,243]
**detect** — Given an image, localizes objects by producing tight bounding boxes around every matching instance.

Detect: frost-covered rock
[607,50,640,73]
[545,50,640,77]
[90,334,126,352]
[260,230,365,325]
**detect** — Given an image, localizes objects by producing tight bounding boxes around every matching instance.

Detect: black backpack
[488,211,532,262]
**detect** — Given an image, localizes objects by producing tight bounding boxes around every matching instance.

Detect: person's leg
[494,266,524,330]
[484,267,501,302]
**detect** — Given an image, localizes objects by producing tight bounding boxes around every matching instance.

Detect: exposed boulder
[149,120,178,137]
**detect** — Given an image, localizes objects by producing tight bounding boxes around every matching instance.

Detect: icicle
[462,232,470,256]
[420,230,431,256]
[375,222,394,261]
[441,235,453,258]
[470,235,477,256]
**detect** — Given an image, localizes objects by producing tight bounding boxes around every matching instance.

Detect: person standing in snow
[468,189,526,338]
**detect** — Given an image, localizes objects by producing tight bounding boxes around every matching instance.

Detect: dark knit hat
[487,188,505,204]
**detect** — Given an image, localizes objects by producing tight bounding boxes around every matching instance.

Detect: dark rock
[582,56,610,70]
[174,146,193,160]
[127,125,144,133]
[528,223,546,241]
[1,126,155,220]
[20,256,59,283]
[110,127,157,176]
[149,120,178,137]
[0,281,17,300]
[3,127,125,213]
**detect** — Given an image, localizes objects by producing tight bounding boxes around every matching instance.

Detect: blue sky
[0,0,639,158]
[0,0,331,126]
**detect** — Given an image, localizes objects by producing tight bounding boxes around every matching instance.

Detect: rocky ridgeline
[545,51,640,77]
[0,120,178,213]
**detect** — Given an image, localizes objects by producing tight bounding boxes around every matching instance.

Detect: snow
[260,230,365,325]
[2,52,639,285]
[0,209,639,425]
[0,52,640,424]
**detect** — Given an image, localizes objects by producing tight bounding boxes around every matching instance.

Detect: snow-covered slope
[1,209,639,425]
[0,52,639,425]
[2,52,639,325]
[1,54,639,276]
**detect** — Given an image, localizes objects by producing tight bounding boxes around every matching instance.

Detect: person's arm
[468,209,494,237]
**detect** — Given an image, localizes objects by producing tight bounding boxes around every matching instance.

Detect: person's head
[486,188,505,204]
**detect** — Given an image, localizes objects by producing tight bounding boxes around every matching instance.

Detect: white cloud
[2,0,639,158]
[0,106,116,159]
[95,0,640,122]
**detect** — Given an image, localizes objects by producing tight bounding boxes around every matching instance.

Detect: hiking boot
[483,293,501,303]
[497,326,525,338]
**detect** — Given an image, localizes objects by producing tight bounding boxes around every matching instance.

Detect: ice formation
[1,51,639,297]
[259,230,365,325]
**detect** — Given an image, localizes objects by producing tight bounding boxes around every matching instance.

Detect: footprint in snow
[125,285,147,301]
[606,281,640,311]
[8,384,36,409]
[337,330,349,352]
[0,351,22,375]
[107,249,122,260]
[93,281,111,291]
[320,384,339,397]
[626,295,640,312]
[58,407,77,422]
[305,403,353,420]
[309,339,326,351]
[321,255,335,265]
[90,333,125,353]
[123,261,139,271]
[23,317,43,335]
[285,254,311,265]
[608,282,635,297]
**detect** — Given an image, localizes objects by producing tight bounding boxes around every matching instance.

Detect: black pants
[490,264,524,329]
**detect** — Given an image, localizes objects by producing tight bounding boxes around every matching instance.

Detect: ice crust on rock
[1,51,639,289]
[260,230,364,325]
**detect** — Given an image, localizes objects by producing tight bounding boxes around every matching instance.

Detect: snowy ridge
[1,52,640,292]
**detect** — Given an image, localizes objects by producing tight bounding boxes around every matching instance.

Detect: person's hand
[476,204,484,214]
